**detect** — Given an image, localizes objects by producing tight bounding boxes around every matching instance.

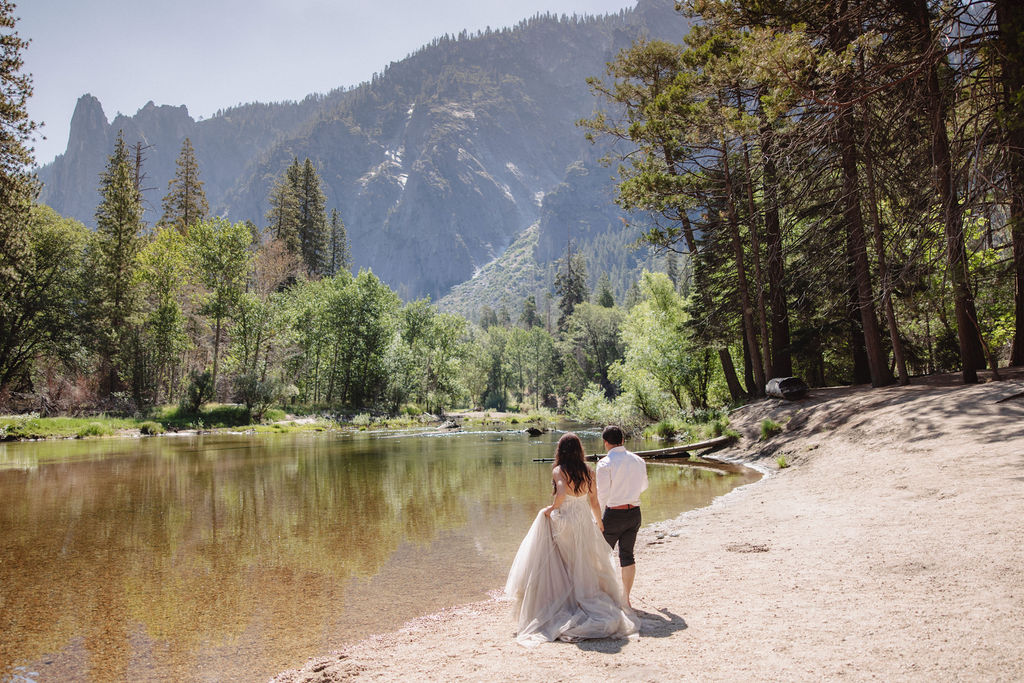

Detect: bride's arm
[588,482,604,532]
[543,467,567,517]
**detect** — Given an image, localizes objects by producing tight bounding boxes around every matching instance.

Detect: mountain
[36,0,690,304]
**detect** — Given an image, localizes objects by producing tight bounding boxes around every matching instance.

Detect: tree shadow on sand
[573,608,687,654]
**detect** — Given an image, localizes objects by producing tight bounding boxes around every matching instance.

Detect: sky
[18,0,637,166]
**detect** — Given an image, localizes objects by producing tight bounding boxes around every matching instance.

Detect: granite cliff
[37,0,688,303]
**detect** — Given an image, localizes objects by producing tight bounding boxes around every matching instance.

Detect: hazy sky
[19,0,637,166]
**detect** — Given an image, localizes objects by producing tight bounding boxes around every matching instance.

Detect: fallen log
[533,434,737,463]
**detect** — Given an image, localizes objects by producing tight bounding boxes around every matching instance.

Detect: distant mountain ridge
[37,0,689,303]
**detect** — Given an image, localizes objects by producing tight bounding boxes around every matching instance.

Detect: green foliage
[0,1,38,261]
[188,217,255,394]
[328,208,351,275]
[616,271,717,413]
[76,422,112,438]
[159,137,208,233]
[139,421,165,435]
[559,302,624,398]
[565,382,645,435]
[0,205,90,391]
[180,370,215,414]
[759,418,783,441]
[776,455,789,469]
[1,414,135,440]
[232,371,285,422]
[89,131,144,390]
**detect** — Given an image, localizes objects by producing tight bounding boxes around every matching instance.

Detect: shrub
[776,455,790,469]
[139,421,164,435]
[400,403,423,417]
[181,370,214,414]
[77,422,111,438]
[233,371,284,422]
[650,420,677,440]
[263,408,287,423]
[760,419,783,440]
[566,383,645,435]
[351,413,372,427]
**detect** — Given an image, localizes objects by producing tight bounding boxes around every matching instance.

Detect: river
[0,426,759,681]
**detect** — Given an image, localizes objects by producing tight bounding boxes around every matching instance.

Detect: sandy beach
[273,370,1024,682]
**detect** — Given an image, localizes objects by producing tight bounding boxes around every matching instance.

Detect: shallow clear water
[0,427,759,681]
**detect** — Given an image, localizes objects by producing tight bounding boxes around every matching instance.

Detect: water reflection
[0,430,759,681]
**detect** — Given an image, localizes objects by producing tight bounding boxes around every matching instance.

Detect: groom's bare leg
[621,564,636,607]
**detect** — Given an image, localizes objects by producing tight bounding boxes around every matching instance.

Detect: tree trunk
[996,0,1024,366]
[212,314,222,401]
[739,134,774,379]
[863,122,910,385]
[742,333,756,396]
[722,139,766,396]
[719,347,747,402]
[899,0,986,381]
[838,101,891,387]
[761,124,793,377]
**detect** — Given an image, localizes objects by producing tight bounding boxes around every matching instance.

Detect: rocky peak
[67,94,109,145]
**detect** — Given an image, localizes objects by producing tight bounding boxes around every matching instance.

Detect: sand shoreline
[273,371,1024,682]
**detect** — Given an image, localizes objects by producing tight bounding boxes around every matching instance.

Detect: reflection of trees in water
[0,435,549,678]
[0,436,757,679]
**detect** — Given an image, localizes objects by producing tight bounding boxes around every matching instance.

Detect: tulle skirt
[504,495,639,646]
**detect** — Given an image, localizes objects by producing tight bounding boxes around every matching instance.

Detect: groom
[596,425,648,608]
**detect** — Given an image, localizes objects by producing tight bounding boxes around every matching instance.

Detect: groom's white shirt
[596,446,649,510]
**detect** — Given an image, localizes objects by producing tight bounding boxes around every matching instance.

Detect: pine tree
[519,295,540,328]
[92,130,144,392]
[329,208,352,274]
[0,0,38,268]
[555,252,588,330]
[266,159,300,255]
[160,137,208,234]
[297,158,329,276]
[595,272,615,307]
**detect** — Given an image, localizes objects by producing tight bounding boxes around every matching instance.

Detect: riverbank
[0,406,550,443]
[273,369,1024,682]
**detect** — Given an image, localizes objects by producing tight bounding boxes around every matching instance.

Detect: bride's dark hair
[554,432,593,495]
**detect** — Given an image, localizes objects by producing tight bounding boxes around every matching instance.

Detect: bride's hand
[597,519,604,532]
[543,505,555,517]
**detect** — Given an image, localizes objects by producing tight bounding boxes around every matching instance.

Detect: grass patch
[760,418,783,441]
[76,422,113,438]
[139,421,165,435]
[1,414,139,440]
[776,455,790,469]
[154,403,254,429]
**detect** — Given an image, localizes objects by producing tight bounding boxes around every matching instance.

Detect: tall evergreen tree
[519,295,540,328]
[328,208,352,274]
[554,252,589,331]
[266,159,301,255]
[0,0,38,269]
[297,158,329,276]
[92,130,144,392]
[595,272,615,307]
[159,137,208,235]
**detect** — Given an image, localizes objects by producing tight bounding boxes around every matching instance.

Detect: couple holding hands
[505,425,648,646]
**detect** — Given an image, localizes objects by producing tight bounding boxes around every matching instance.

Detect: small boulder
[765,376,809,400]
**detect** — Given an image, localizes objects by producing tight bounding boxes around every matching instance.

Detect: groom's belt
[607,503,639,510]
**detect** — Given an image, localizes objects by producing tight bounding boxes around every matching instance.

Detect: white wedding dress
[504,493,639,646]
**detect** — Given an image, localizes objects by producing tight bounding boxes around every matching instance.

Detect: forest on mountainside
[2,0,1022,437]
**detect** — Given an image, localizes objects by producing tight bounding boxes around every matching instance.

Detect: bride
[504,432,639,646]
